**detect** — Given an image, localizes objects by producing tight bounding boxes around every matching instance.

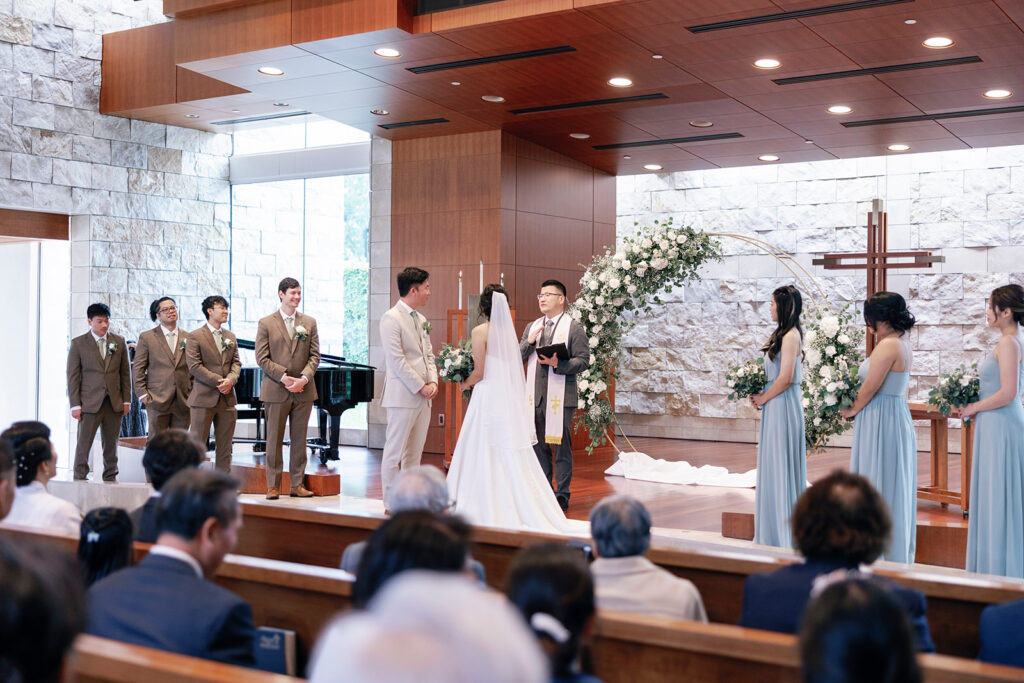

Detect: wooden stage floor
[327,436,967,534]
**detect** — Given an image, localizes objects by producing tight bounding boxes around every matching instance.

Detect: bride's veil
[486,292,538,446]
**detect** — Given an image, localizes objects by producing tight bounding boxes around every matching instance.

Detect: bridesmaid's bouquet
[436,340,474,398]
[725,357,767,401]
[928,364,980,420]
[802,305,864,453]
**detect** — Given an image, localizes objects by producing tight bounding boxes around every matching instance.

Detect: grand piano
[234,340,374,464]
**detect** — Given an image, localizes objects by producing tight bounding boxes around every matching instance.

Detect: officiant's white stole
[526,314,572,445]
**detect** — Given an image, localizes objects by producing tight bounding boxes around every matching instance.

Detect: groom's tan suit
[67,331,131,480]
[134,325,192,438]
[379,301,436,506]
[186,325,240,472]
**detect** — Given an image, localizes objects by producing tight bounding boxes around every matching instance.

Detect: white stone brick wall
[1,0,231,341]
[367,137,391,449]
[617,145,1024,445]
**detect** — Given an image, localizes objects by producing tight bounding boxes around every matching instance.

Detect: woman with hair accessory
[78,507,134,586]
[0,433,81,536]
[839,292,917,563]
[959,284,1024,577]
[749,285,806,548]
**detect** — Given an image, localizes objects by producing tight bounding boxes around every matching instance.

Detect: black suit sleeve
[554,319,590,377]
[207,600,257,668]
[897,587,936,653]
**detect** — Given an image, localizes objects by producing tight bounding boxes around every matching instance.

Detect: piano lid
[235,338,375,371]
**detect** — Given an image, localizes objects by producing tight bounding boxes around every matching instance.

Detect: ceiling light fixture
[923,36,954,48]
[569,133,591,139]
[827,104,853,114]
[753,58,781,69]
[983,88,1012,99]
[370,108,389,115]
[184,114,199,118]
[273,102,289,107]
[689,120,714,128]
[904,19,917,24]
[450,81,461,86]
[231,109,241,113]
[623,155,632,159]
[608,77,633,87]
[805,140,814,144]
[481,95,505,103]
[887,143,910,151]
[374,47,401,58]
[257,66,284,76]
[652,54,663,59]
[758,154,780,162]
[643,164,662,171]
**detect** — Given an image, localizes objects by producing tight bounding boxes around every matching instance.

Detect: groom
[379,267,437,508]
[520,280,589,511]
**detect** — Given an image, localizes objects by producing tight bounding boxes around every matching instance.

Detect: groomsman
[379,267,437,508]
[186,295,240,473]
[134,297,192,439]
[520,280,589,511]
[67,303,131,481]
[255,277,320,500]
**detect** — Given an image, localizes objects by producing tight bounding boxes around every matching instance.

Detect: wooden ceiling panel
[627,111,774,138]
[798,121,963,149]
[725,79,899,111]
[438,10,611,52]
[878,65,1024,97]
[577,0,775,31]
[677,46,857,84]
[698,148,836,167]
[201,54,352,88]
[806,0,1010,45]
[828,138,971,158]
[766,95,923,127]
[315,34,471,70]
[937,111,1024,136]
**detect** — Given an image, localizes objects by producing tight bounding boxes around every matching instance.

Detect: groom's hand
[420,382,438,399]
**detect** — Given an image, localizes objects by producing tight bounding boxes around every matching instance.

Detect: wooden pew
[66,634,301,682]
[591,611,1024,683]
[233,502,1024,658]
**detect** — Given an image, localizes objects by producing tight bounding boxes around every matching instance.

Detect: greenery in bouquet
[725,357,767,401]
[569,217,722,453]
[928,364,980,420]
[436,340,474,398]
[802,304,864,453]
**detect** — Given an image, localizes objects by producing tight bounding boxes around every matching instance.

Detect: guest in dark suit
[738,469,935,652]
[86,469,256,667]
[67,303,131,481]
[979,599,1024,667]
[131,429,205,542]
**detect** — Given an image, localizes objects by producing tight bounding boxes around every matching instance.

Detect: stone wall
[366,137,391,449]
[1,0,232,339]
[615,145,1024,444]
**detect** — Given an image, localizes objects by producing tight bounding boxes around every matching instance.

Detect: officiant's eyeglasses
[537,293,562,300]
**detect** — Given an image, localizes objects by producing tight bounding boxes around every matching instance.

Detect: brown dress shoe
[290,485,314,498]
[266,487,280,500]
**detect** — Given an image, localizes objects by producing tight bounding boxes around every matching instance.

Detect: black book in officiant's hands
[536,342,569,361]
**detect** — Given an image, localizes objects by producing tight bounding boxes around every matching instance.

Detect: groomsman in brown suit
[186,295,240,473]
[134,297,192,439]
[67,303,131,481]
[255,277,320,500]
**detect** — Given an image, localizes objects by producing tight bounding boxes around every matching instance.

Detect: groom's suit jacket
[254,311,320,404]
[519,317,589,408]
[133,326,192,409]
[67,331,131,412]
[185,326,240,408]
[380,303,437,408]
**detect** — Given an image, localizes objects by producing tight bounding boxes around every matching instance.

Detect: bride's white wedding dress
[447,293,579,534]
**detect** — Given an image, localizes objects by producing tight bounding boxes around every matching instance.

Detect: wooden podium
[909,402,974,514]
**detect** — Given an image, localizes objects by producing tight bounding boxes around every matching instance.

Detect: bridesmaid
[959,284,1024,578]
[839,292,917,564]
[750,285,806,548]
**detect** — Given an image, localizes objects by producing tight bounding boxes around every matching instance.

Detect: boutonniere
[422,321,432,335]
[179,339,187,351]
[221,338,234,350]
[106,341,118,354]
[295,325,309,341]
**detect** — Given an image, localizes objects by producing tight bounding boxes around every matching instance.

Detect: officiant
[520,280,589,511]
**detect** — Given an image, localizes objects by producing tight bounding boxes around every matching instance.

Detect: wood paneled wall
[390,130,614,453]
[0,208,69,241]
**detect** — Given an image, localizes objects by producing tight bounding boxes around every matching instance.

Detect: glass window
[232,116,370,155]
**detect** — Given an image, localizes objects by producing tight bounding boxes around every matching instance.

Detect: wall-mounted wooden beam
[101,23,176,113]
[0,208,69,241]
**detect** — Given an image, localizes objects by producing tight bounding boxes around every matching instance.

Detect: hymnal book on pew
[255,626,297,675]
[536,342,569,361]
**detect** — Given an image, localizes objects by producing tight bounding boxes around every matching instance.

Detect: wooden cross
[812,199,944,354]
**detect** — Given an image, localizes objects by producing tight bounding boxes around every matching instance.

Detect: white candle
[479,260,483,292]
[458,271,463,308]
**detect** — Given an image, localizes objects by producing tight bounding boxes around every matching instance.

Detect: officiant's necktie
[541,320,554,347]
[286,316,295,340]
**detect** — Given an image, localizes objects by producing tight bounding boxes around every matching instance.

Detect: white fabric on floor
[605,451,758,488]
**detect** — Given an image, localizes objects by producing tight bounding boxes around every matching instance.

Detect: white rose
[838,333,850,345]
[598,271,608,283]
[659,239,670,250]
[805,348,822,367]
[824,393,837,406]
[727,379,735,388]
[819,365,833,380]
[642,238,652,248]
[838,358,848,370]
[624,275,632,284]
[620,260,631,270]
[589,313,598,323]
[613,297,624,306]
[737,368,746,377]
[801,397,810,408]
[579,379,590,391]
[588,279,599,291]
[668,248,679,258]
[805,329,818,344]
[636,268,647,278]
[820,315,840,337]
[593,381,607,393]
[571,309,582,320]
[627,285,637,294]
[295,325,307,335]
[631,244,641,254]
[813,417,822,426]
[589,336,599,347]
[676,234,688,244]
[826,382,838,392]
[595,295,605,305]
[608,277,621,289]
[825,345,837,357]
[651,257,669,270]
[960,376,970,387]
[589,354,596,364]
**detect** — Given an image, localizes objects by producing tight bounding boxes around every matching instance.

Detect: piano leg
[328,414,341,461]
[253,405,266,453]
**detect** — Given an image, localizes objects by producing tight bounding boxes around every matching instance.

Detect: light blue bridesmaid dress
[849,354,917,563]
[966,341,1024,577]
[754,353,807,548]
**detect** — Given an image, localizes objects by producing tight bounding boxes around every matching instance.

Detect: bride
[447,285,576,533]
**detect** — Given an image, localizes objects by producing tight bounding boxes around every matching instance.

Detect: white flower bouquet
[436,340,474,398]
[927,364,980,419]
[802,304,864,453]
[725,356,766,401]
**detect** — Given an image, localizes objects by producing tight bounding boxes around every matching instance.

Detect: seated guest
[588,495,707,622]
[86,469,256,667]
[310,571,546,683]
[133,428,204,542]
[801,579,921,683]
[978,598,1024,667]
[0,431,81,536]
[0,440,14,521]
[0,537,86,683]
[505,544,604,683]
[79,507,134,586]
[352,510,472,609]
[739,469,935,652]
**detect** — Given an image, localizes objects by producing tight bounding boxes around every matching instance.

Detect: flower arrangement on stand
[436,340,474,399]
[928,364,980,421]
[569,217,722,453]
[801,304,864,453]
[725,357,767,401]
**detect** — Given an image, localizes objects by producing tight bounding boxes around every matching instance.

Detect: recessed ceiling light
[450,81,461,86]
[608,77,633,87]
[643,164,662,171]
[827,105,853,114]
[904,19,917,24]
[651,54,663,59]
[273,102,289,107]
[923,36,954,48]
[569,133,590,139]
[887,143,910,151]
[689,120,714,128]
[481,95,505,103]
[184,114,199,119]
[805,140,814,144]
[370,108,389,115]
[257,66,284,76]
[983,88,1012,99]
[374,47,401,58]
[758,154,780,162]
[231,109,241,113]
[623,155,632,159]
[753,58,781,69]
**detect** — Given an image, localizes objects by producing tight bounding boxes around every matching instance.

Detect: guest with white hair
[308,571,547,683]
[588,494,707,622]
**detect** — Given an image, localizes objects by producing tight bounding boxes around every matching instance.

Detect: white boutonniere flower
[222,337,234,350]
[179,339,187,351]
[295,325,309,341]
[422,320,432,335]
[106,341,118,354]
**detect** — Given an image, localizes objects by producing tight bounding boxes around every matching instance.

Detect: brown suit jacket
[133,326,192,409]
[185,325,241,409]
[254,311,320,404]
[67,331,131,412]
